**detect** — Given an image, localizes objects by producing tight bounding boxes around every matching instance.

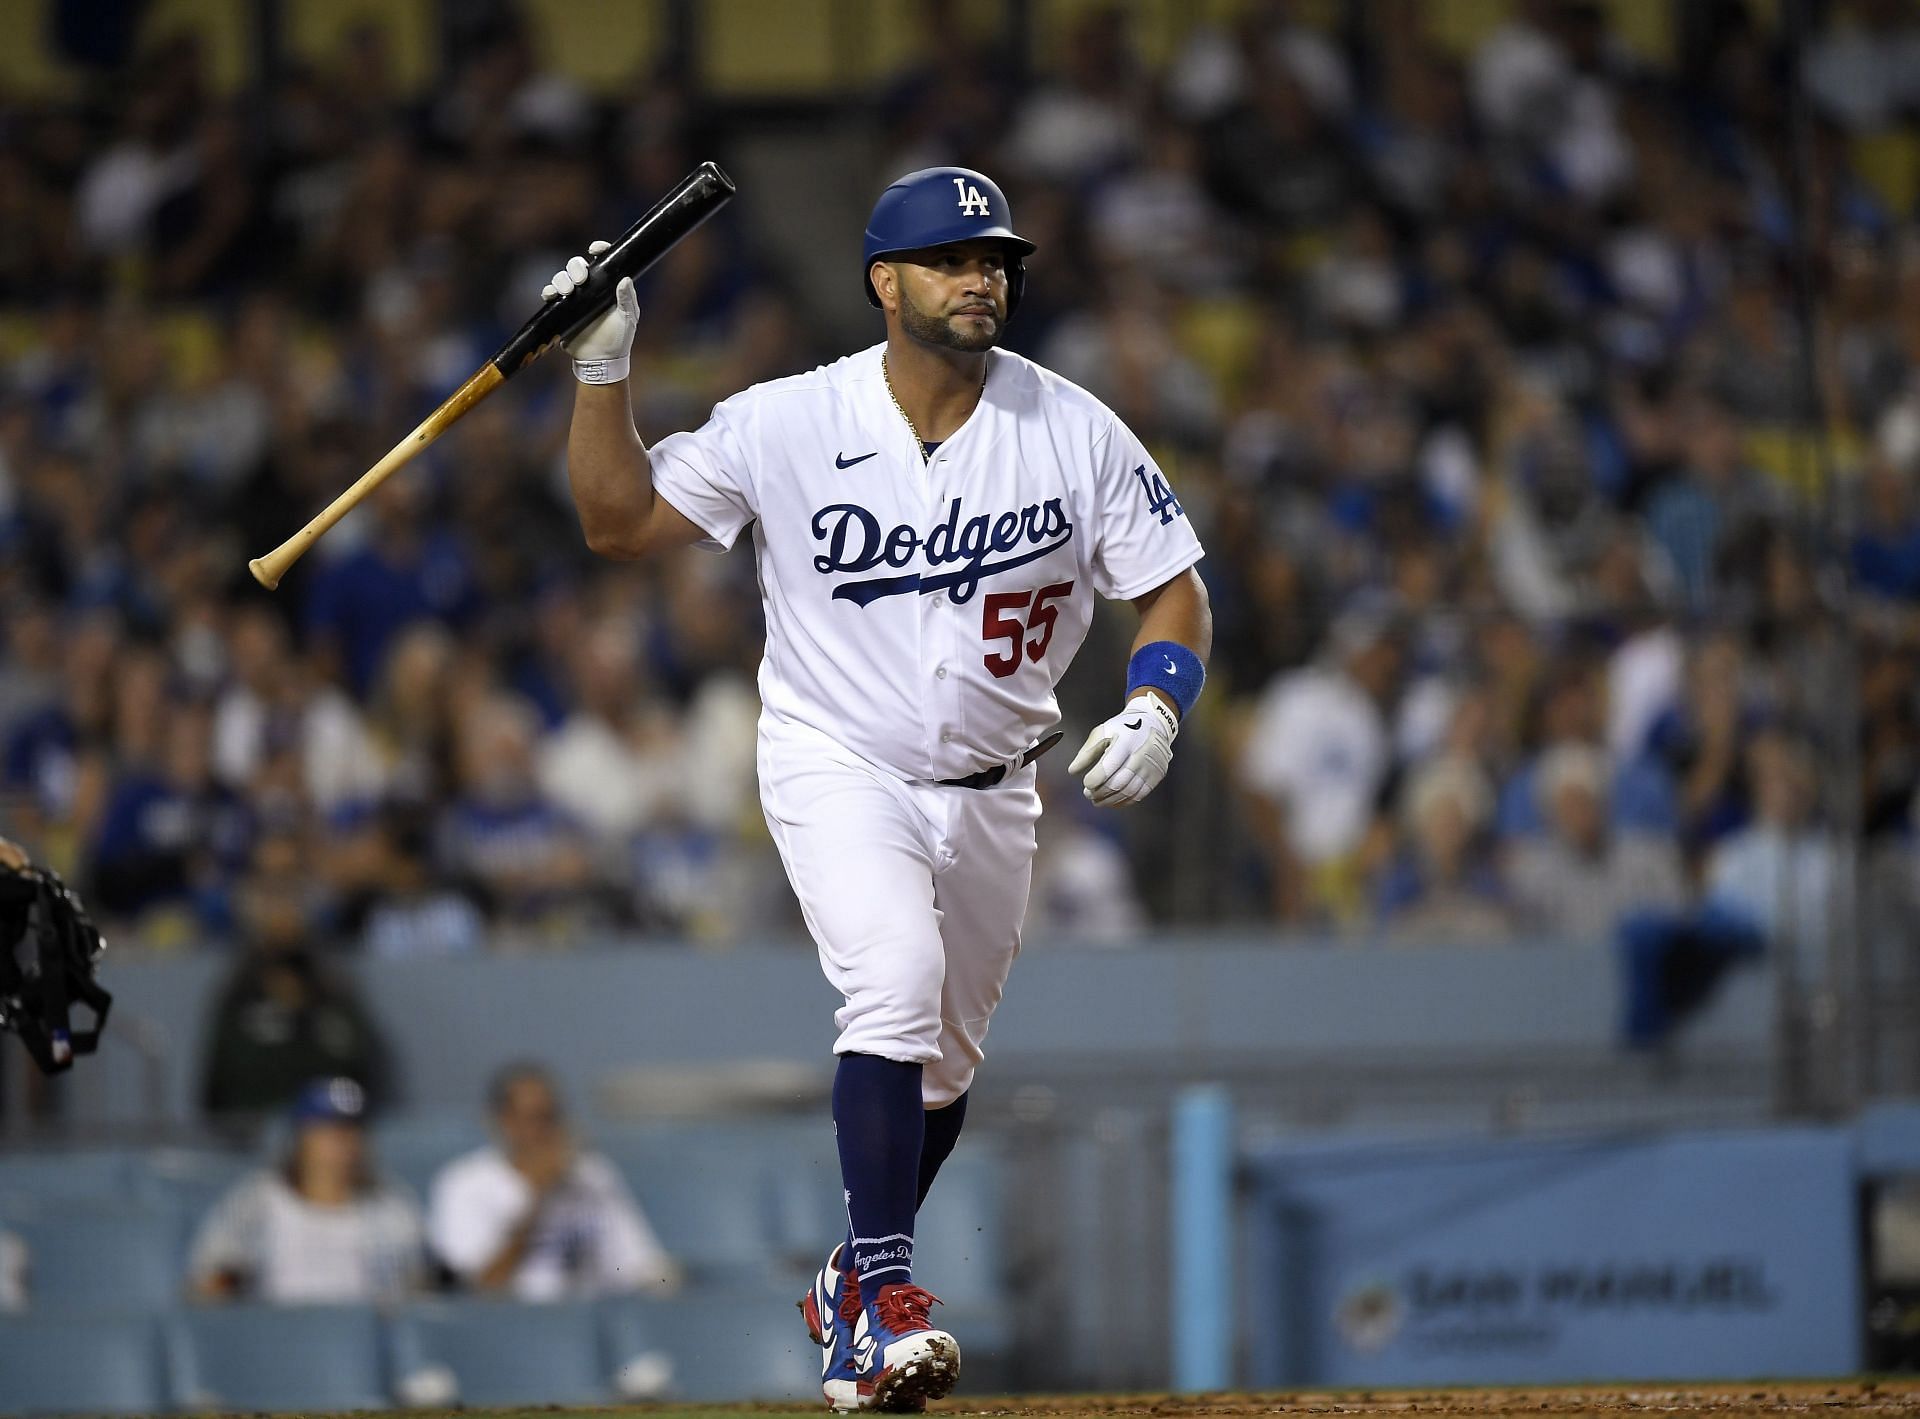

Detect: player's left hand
[543,240,640,378]
[1069,694,1178,807]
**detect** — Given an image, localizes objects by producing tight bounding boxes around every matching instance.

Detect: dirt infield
[921,1382,1919,1417]
[362,1385,1919,1419]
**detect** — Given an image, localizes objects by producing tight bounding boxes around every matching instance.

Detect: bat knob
[248,558,282,591]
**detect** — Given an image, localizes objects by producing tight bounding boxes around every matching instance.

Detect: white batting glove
[543,240,638,384]
[1068,694,1178,807]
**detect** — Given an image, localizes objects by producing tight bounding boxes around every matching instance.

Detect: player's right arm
[547,247,708,560]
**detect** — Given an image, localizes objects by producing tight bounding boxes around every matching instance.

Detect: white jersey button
[935,666,948,679]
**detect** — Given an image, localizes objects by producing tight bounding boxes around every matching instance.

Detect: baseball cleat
[799,1244,871,1411]
[852,1283,959,1413]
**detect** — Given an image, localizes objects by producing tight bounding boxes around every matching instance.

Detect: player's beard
[898,286,1002,353]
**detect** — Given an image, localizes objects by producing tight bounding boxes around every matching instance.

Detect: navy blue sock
[916,1091,968,1208]
[834,1054,925,1302]
[841,1091,971,1277]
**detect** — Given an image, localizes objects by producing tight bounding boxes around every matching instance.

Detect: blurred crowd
[188,1070,680,1310]
[3,0,1920,970]
[2,1066,683,1329]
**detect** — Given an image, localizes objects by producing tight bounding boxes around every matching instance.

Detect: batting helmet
[862,167,1036,315]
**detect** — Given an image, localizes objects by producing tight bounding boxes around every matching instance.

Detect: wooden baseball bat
[248,160,736,590]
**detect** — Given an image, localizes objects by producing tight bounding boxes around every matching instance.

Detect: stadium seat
[599,1285,820,1402]
[129,1148,257,1235]
[369,1113,490,1203]
[741,1118,852,1261]
[597,1121,836,1279]
[392,1299,608,1406]
[0,1150,135,1213]
[283,0,436,96]
[1423,0,1515,56]
[0,1310,168,1416]
[167,1304,389,1411]
[1034,0,1204,69]
[520,0,663,94]
[1852,130,1920,218]
[906,1143,1014,1384]
[911,1143,1005,1312]
[5,1205,184,1310]
[698,0,839,95]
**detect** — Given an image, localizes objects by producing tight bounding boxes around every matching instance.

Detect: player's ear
[871,260,898,314]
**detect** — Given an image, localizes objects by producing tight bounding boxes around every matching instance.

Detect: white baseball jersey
[647,343,1203,782]
[187,1169,424,1303]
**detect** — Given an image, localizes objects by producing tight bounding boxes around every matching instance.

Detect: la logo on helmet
[952,178,991,216]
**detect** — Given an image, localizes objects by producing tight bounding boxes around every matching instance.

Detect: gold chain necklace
[882,353,986,464]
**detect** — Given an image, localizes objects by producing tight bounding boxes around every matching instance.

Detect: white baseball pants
[758,717,1040,1107]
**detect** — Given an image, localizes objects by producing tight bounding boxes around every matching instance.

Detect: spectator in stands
[1087,124,1234,293]
[1495,656,1600,837]
[1356,40,1469,223]
[1471,0,1632,206]
[437,695,599,934]
[1374,755,1513,945]
[534,615,687,859]
[1644,394,1777,610]
[1803,0,1920,132]
[1469,0,1573,139]
[1851,454,1920,603]
[1204,45,1351,232]
[211,604,384,816]
[0,0,1912,953]
[2,608,119,850]
[199,831,390,1124]
[1028,768,1148,944]
[1037,283,1220,448]
[1860,636,1920,841]
[0,601,62,756]
[1506,744,1687,941]
[188,1077,424,1303]
[1704,729,1839,981]
[1004,5,1143,184]
[428,1062,680,1300]
[362,621,458,808]
[1642,631,1763,856]
[1240,608,1404,927]
[303,477,480,698]
[1703,269,1806,426]
[355,803,486,959]
[89,691,252,934]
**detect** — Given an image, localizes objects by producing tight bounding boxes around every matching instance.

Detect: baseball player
[549,167,1209,1410]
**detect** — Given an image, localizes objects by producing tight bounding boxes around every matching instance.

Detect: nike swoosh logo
[1163,656,1177,674]
[836,451,878,468]
[1124,718,1142,731]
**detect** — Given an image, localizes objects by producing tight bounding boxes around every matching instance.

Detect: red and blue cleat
[849,1281,958,1413]
[799,1244,871,1412]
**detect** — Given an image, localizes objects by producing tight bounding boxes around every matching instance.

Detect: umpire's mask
[0,865,111,1074]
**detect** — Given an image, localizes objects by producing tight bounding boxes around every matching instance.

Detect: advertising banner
[1247,1129,1859,1386]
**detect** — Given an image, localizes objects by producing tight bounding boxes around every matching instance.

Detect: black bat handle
[491,160,736,379]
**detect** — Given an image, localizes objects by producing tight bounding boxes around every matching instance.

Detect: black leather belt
[937,731,1063,789]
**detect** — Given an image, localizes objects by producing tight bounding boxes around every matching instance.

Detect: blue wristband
[1127,641,1206,720]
